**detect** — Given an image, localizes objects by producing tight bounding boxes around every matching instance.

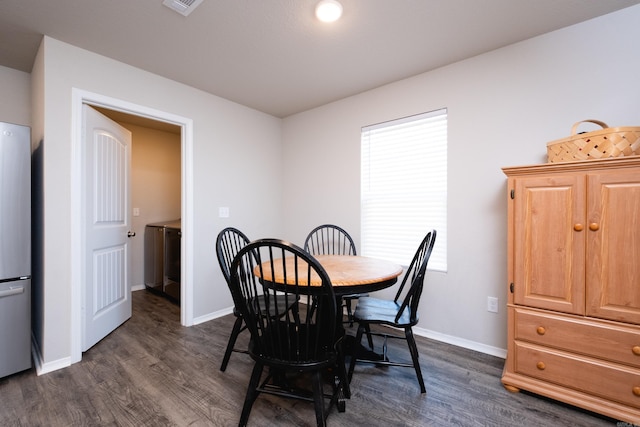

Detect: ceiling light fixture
[315,0,343,23]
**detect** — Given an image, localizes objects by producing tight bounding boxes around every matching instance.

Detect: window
[361,109,447,271]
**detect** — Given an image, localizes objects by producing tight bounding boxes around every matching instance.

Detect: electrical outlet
[487,296,499,313]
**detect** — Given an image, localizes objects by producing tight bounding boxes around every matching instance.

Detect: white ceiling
[1,0,638,118]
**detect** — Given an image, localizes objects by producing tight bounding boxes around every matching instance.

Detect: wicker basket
[546,120,640,163]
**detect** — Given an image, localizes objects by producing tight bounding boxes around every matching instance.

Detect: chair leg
[344,298,354,326]
[347,324,365,383]
[336,339,351,399]
[239,362,264,427]
[221,315,244,372]
[364,324,374,350]
[405,327,426,393]
[311,370,327,427]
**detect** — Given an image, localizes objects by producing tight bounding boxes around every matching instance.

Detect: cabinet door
[587,170,640,325]
[513,174,585,314]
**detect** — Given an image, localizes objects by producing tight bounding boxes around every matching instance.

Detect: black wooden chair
[347,230,436,393]
[229,239,348,427]
[215,227,299,372]
[303,224,362,325]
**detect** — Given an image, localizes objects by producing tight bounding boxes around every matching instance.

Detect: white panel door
[82,105,133,351]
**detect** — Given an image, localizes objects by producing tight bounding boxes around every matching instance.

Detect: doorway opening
[70,89,194,364]
[93,106,182,299]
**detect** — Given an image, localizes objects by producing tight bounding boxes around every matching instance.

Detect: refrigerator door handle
[0,286,24,298]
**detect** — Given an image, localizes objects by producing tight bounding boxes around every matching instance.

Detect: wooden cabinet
[502,157,640,424]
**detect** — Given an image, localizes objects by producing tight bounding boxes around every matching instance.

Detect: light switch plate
[487,297,499,313]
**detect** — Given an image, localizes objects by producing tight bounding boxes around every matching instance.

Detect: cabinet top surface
[502,156,640,176]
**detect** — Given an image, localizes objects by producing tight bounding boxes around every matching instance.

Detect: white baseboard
[192,305,234,325]
[412,326,507,359]
[31,333,71,376]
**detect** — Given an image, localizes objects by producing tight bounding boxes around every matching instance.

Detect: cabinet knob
[633,346,640,356]
[634,386,640,397]
[536,361,546,370]
[536,326,546,335]
[573,224,584,232]
[589,222,600,231]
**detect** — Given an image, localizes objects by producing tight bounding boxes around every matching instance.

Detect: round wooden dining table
[255,254,403,296]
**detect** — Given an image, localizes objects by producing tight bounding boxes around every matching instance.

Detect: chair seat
[354,296,390,308]
[353,297,416,327]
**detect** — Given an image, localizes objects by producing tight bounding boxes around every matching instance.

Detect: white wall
[31,36,284,369]
[281,5,640,355]
[0,65,30,126]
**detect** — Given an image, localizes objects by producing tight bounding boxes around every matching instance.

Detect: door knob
[127,231,136,237]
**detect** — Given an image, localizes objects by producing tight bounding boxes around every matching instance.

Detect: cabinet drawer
[514,307,640,368]
[514,342,640,409]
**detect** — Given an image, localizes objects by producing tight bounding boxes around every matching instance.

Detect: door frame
[70,88,194,363]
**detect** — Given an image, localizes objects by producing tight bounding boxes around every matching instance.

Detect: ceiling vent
[162,0,203,17]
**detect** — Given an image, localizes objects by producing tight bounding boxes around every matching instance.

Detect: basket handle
[571,119,608,135]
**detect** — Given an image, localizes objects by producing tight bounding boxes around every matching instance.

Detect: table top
[256,255,403,295]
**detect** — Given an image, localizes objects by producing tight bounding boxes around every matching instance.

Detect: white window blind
[361,109,447,271]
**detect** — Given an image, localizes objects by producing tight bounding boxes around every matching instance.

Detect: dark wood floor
[0,290,620,426]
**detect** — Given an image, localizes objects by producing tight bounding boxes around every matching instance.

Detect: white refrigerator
[0,121,31,378]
